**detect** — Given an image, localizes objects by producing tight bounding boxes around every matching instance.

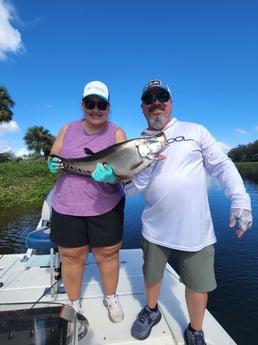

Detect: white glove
[229,208,253,237]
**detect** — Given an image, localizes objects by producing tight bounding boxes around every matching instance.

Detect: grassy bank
[0,158,58,208]
[236,162,258,183]
[0,159,257,209]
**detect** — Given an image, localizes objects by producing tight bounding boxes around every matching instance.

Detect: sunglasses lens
[84,100,108,110]
[143,92,170,104]
[143,94,155,105]
[158,92,170,102]
[85,100,95,109]
[98,101,108,110]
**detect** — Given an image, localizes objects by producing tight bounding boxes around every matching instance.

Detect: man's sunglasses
[142,92,170,105]
[84,99,108,111]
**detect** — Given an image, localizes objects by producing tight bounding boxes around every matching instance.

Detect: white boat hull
[0,248,237,345]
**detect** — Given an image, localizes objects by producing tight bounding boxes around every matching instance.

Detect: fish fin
[116,174,131,180]
[118,177,129,181]
[84,148,95,155]
[129,162,145,171]
[114,162,147,180]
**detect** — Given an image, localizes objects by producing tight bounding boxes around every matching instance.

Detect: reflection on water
[0,204,41,254]
[0,181,257,345]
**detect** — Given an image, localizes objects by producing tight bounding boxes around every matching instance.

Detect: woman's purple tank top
[52,120,124,216]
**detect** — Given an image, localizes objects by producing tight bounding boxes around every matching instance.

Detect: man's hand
[91,163,116,183]
[229,208,253,238]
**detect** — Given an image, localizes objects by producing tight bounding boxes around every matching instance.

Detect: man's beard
[149,114,167,130]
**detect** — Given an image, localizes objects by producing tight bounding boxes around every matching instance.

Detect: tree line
[228,140,258,162]
[0,85,257,163]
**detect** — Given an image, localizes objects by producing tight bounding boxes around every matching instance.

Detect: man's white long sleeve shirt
[125,118,251,251]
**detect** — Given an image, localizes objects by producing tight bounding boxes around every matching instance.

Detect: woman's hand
[48,156,63,173]
[91,163,116,183]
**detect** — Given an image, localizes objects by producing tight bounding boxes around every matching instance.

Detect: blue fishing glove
[91,163,116,183]
[48,156,62,174]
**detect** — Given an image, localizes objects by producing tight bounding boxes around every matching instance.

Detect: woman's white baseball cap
[82,81,110,103]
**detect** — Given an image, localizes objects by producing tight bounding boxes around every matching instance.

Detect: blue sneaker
[184,324,207,345]
[131,305,161,340]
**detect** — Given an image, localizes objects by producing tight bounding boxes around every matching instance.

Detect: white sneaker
[70,301,89,340]
[71,300,84,315]
[104,295,124,323]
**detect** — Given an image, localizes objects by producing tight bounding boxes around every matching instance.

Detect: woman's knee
[92,242,121,263]
[59,245,89,263]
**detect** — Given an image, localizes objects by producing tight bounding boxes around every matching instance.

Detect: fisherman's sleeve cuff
[121,180,139,196]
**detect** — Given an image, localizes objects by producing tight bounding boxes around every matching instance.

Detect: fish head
[153,131,168,145]
[138,132,168,160]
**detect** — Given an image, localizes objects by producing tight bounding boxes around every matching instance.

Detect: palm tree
[0,86,15,123]
[23,126,55,157]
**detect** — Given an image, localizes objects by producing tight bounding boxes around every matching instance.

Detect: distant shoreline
[0,159,257,209]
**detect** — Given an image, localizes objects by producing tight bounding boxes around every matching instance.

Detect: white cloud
[0,121,31,156]
[0,120,20,135]
[235,128,248,135]
[0,0,24,60]
[14,147,29,157]
[0,140,29,156]
[255,126,258,132]
[218,141,231,154]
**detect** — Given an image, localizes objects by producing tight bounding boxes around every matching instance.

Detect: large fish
[50,132,168,180]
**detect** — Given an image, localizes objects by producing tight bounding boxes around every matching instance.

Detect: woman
[48,81,126,324]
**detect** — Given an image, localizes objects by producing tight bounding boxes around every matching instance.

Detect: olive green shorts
[141,237,217,292]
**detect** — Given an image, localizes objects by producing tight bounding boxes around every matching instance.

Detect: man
[124,80,252,345]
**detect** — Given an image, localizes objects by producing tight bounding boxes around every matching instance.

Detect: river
[0,179,257,345]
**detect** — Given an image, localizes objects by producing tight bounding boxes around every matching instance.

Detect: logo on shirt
[167,136,194,144]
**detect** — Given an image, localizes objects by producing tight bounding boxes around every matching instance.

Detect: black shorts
[50,197,125,248]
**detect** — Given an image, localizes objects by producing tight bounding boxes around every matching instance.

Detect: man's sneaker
[184,323,207,345]
[104,295,124,322]
[131,305,161,340]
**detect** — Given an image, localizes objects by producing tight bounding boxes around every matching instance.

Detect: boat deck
[0,249,237,345]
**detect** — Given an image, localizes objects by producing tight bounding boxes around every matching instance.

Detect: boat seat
[25,189,56,252]
[26,224,57,250]
[25,189,60,297]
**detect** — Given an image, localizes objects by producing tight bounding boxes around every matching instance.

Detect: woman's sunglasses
[84,99,108,111]
[142,92,170,105]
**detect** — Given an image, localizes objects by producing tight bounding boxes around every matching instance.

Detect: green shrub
[0,158,58,208]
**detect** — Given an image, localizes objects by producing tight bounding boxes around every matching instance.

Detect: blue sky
[0,0,257,156]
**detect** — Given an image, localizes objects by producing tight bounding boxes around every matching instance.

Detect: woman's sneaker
[70,301,89,341]
[104,295,124,322]
[184,324,207,345]
[131,305,161,340]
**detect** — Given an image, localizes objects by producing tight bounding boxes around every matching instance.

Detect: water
[0,180,257,345]
[206,180,258,345]
[0,204,41,254]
